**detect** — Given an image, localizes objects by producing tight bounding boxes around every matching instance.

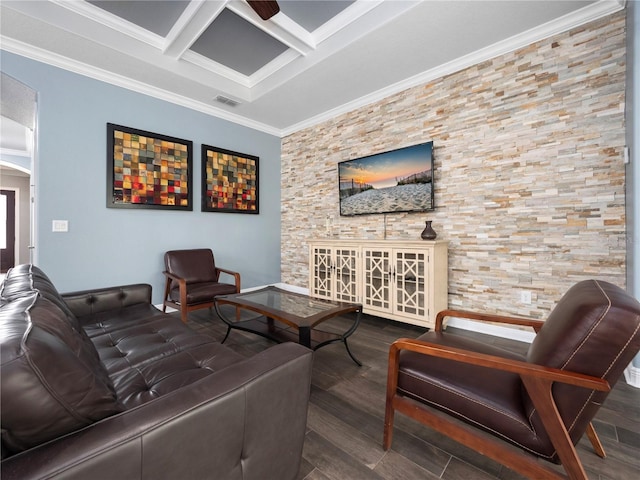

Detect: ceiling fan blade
[247,1,280,20]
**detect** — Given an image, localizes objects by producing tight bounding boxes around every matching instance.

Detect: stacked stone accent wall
[281,12,627,320]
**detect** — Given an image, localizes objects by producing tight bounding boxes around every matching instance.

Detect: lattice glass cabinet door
[310,246,333,300]
[394,250,427,318]
[334,247,359,303]
[362,248,392,312]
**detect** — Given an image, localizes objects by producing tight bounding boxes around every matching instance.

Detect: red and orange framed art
[106,123,193,210]
[201,145,259,214]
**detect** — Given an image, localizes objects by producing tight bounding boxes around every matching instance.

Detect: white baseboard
[624,364,640,388]
[445,317,536,343]
[272,282,309,294]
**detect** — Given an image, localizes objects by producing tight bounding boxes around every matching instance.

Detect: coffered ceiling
[0,0,625,136]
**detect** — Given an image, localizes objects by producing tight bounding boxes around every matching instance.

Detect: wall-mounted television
[338,141,434,216]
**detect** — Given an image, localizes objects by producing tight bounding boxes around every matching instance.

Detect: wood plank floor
[187,307,640,480]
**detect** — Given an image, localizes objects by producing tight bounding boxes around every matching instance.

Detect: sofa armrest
[62,284,153,318]
[1,342,313,480]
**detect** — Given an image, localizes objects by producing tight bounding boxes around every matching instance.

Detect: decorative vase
[421,221,437,240]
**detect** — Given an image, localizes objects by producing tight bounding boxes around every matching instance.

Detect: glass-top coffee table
[214,286,363,366]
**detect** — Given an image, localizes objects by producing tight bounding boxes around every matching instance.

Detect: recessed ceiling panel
[190,9,288,76]
[279,1,355,32]
[88,0,188,37]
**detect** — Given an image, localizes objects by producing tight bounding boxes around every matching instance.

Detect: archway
[1,73,37,272]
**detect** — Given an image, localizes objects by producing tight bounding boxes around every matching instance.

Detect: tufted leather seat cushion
[88,315,243,397]
[397,279,640,461]
[110,341,242,408]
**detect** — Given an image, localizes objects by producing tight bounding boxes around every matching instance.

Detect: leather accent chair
[163,249,240,323]
[383,280,640,480]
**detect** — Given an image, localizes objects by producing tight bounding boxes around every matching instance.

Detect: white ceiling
[0,0,626,137]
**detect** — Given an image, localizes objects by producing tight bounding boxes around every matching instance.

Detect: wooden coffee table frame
[214,286,363,366]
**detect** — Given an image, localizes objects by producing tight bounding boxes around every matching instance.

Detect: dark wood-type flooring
[186,306,640,480]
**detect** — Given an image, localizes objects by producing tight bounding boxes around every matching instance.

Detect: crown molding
[0,37,281,137]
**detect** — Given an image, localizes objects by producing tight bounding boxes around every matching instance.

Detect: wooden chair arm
[389,338,610,392]
[216,268,241,292]
[162,271,187,304]
[435,309,545,333]
[163,270,185,283]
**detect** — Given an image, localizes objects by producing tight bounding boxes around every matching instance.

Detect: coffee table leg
[221,325,232,344]
[342,310,363,366]
[299,327,312,348]
[344,339,362,367]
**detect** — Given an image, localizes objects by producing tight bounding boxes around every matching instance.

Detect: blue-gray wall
[1,50,282,303]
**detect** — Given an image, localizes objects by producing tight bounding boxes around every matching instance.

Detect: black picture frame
[201,144,259,214]
[106,123,193,210]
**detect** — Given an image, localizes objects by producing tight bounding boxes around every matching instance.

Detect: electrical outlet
[52,220,69,232]
[520,290,532,304]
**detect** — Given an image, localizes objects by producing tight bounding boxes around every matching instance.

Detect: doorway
[1,189,16,272]
[1,73,37,269]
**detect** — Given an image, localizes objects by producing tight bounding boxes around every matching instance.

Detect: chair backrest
[164,249,218,284]
[525,279,640,449]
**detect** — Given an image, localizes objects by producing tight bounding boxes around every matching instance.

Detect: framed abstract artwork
[106,123,193,210]
[201,144,259,214]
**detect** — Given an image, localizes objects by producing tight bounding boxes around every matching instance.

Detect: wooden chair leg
[383,398,395,450]
[179,279,188,323]
[522,376,589,480]
[162,277,171,313]
[383,343,401,450]
[586,422,606,458]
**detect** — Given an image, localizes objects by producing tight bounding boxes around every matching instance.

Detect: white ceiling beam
[226,1,316,55]
[181,49,252,88]
[313,0,384,43]
[163,1,226,58]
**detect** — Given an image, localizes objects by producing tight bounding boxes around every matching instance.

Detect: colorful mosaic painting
[202,145,259,214]
[107,124,192,210]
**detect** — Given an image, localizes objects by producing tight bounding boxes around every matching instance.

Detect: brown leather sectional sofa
[0,264,313,480]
